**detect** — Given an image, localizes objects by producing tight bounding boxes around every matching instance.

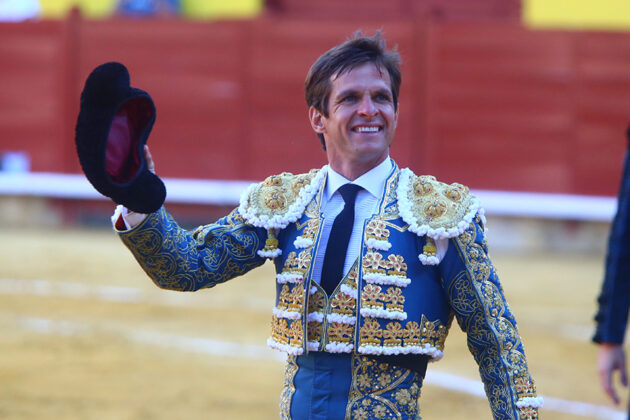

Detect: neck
[328,155,388,181]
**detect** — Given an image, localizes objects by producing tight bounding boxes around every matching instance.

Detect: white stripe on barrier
[9,315,625,419]
[0,172,617,221]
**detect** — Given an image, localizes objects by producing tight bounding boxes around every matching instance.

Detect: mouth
[352,125,382,134]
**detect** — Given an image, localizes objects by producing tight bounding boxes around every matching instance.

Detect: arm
[113,145,267,290]
[117,206,267,291]
[594,146,630,341]
[439,217,541,420]
[598,343,628,405]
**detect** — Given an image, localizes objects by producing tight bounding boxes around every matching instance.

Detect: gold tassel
[423,237,437,257]
[263,228,279,252]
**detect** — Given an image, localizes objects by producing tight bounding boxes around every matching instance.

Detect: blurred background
[1,0,630,419]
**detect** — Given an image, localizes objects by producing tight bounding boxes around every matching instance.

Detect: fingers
[144,145,155,174]
[600,366,620,405]
[598,344,625,405]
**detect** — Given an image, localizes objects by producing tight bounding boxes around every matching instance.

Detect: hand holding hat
[75,62,166,214]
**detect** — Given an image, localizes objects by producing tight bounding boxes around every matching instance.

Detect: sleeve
[593,147,630,344]
[117,206,267,291]
[439,216,541,420]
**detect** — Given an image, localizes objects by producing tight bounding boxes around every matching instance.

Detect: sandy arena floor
[0,227,625,419]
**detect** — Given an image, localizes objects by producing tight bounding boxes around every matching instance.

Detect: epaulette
[396,168,484,265]
[238,167,325,258]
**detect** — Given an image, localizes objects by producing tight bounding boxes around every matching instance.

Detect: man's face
[309,62,398,177]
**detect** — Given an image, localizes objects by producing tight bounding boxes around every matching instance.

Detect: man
[110,32,541,419]
[594,130,630,415]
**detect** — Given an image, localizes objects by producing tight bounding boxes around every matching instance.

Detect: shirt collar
[325,157,393,201]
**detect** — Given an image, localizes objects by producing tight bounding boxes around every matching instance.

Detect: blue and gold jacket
[119,162,541,419]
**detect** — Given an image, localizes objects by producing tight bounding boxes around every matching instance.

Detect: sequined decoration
[346,355,422,420]
[450,220,539,419]
[279,355,299,419]
[120,208,265,291]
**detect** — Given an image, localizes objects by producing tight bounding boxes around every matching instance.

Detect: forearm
[118,206,267,291]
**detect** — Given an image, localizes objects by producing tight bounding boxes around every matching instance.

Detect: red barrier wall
[1,14,629,196]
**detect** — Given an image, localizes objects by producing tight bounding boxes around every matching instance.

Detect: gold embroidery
[308,288,326,313]
[363,251,386,275]
[382,322,403,347]
[288,318,303,347]
[264,190,287,211]
[247,171,318,219]
[359,318,382,346]
[295,250,312,271]
[327,322,355,344]
[279,355,299,419]
[120,208,264,292]
[403,173,476,234]
[358,317,448,352]
[307,321,323,343]
[361,284,384,309]
[330,291,356,316]
[382,287,405,312]
[298,219,320,240]
[420,315,448,350]
[346,355,421,420]
[384,254,407,276]
[271,316,289,345]
[365,220,390,241]
[451,221,539,419]
[277,284,291,310]
[403,322,421,346]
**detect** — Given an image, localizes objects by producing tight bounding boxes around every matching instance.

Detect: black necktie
[321,183,362,295]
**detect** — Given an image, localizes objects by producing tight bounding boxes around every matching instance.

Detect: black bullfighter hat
[75,62,166,214]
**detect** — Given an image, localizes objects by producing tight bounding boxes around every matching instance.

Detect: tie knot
[338,183,362,205]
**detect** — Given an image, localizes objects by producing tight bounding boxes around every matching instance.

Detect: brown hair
[304,31,402,150]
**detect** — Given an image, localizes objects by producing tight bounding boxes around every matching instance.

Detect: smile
[353,126,382,133]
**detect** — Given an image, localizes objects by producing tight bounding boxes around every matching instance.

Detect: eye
[375,93,392,102]
[341,95,358,103]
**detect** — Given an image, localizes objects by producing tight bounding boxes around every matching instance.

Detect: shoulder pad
[396,168,482,239]
[238,168,325,229]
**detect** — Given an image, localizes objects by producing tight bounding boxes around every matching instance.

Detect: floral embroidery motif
[239,168,325,230]
[363,251,411,288]
[268,315,304,355]
[274,283,304,318]
[294,219,320,249]
[450,221,540,419]
[279,355,299,419]
[307,285,326,349]
[346,355,422,420]
[327,322,354,344]
[360,276,407,321]
[396,168,481,240]
[357,317,447,359]
[365,220,392,251]
[331,288,357,316]
[420,315,449,350]
[120,208,265,292]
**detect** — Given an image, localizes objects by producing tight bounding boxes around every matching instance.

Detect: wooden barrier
[0,13,629,196]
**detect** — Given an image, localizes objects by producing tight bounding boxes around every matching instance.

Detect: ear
[308,107,326,134]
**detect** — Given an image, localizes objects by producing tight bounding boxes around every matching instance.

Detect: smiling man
[102,32,542,419]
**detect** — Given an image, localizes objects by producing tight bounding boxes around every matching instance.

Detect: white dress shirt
[311,158,448,285]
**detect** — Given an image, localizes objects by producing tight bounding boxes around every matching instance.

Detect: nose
[357,95,378,118]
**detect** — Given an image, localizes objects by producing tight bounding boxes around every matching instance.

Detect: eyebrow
[335,88,392,98]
